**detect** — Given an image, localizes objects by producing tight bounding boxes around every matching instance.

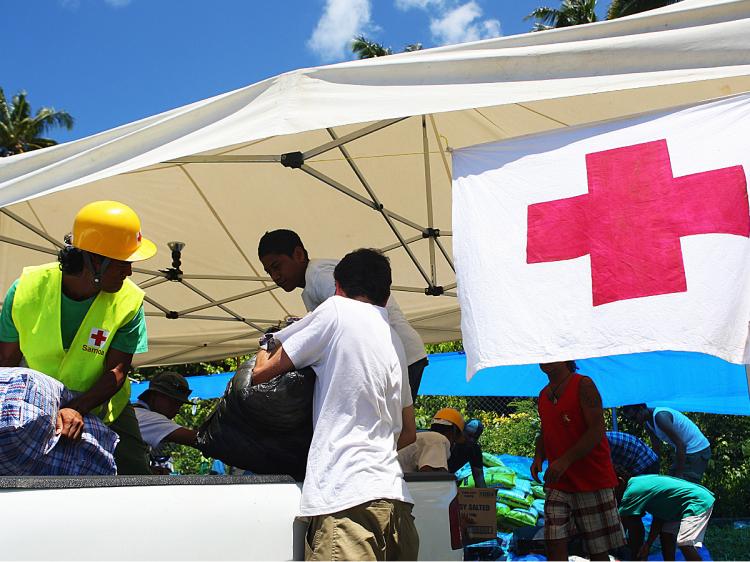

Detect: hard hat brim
[123,237,157,262]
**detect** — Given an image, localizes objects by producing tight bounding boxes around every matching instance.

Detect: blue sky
[6,0,607,143]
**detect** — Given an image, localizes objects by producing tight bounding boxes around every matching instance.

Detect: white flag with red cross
[452,94,750,378]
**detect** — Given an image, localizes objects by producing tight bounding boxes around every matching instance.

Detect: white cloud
[429,1,501,45]
[60,0,132,8]
[395,0,444,10]
[307,0,373,61]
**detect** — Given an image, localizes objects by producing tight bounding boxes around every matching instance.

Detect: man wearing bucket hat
[134,372,198,473]
[0,200,157,474]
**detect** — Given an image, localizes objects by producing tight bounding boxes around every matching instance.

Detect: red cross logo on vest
[527,140,749,306]
[88,328,110,348]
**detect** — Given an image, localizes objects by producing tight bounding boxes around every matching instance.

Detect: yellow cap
[432,407,465,432]
[72,201,157,262]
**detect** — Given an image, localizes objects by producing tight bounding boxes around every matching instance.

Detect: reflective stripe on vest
[12,263,145,423]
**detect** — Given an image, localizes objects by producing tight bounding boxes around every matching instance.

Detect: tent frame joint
[281,151,304,169]
[422,227,441,239]
[424,285,444,297]
[166,311,180,320]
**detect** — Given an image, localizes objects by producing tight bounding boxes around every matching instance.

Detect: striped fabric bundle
[0,368,118,475]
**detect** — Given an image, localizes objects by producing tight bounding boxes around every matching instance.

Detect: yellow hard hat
[432,407,465,432]
[72,201,157,262]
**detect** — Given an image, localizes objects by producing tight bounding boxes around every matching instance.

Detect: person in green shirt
[0,201,157,475]
[617,473,715,561]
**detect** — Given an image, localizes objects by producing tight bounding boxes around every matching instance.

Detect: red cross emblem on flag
[88,328,110,348]
[527,140,749,305]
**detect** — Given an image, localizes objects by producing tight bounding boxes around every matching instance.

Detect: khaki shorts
[662,506,713,547]
[305,499,419,561]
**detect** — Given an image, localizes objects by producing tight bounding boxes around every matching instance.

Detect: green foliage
[0,88,74,156]
[135,354,251,381]
[479,399,540,458]
[704,524,750,560]
[425,340,463,354]
[415,395,539,457]
[606,0,679,19]
[692,412,750,518]
[169,399,218,474]
[525,0,598,31]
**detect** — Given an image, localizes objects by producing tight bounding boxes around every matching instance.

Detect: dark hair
[566,360,578,372]
[58,245,85,275]
[257,229,308,260]
[334,248,391,306]
[430,423,460,441]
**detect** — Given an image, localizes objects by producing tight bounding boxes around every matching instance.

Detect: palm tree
[351,35,393,59]
[403,43,423,53]
[607,0,679,19]
[0,88,74,157]
[525,0,598,31]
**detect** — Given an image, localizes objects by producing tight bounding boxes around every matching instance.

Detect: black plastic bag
[197,358,315,481]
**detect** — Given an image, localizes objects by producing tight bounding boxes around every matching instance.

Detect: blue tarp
[131,351,750,415]
[419,351,750,415]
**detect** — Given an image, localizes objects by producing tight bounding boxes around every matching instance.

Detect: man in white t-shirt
[257,229,429,402]
[252,248,419,561]
[133,371,198,473]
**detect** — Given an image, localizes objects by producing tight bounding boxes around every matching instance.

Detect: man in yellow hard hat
[0,201,157,474]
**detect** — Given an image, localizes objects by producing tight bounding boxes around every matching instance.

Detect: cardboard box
[457,487,498,544]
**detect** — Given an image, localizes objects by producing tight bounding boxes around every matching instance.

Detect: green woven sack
[482,452,505,468]
[496,503,539,529]
[461,465,516,489]
[496,486,534,509]
[531,484,546,499]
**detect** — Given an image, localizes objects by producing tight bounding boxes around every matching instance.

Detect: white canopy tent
[1,0,749,366]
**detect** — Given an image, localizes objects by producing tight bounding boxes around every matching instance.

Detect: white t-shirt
[301,259,427,366]
[398,431,451,473]
[133,400,181,449]
[275,295,413,516]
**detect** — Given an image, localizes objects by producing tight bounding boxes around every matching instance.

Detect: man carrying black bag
[253,248,419,561]
[195,338,315,481]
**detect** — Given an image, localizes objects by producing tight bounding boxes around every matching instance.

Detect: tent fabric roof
[1,0,750,366]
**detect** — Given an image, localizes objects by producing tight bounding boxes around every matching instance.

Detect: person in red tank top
[531,361,624,560]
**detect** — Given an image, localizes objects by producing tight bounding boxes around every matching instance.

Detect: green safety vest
[12,263,145,423]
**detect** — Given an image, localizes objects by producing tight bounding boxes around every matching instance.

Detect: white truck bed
[0,473,462,561]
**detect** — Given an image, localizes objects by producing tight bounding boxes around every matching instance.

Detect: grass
[704,523,750,560]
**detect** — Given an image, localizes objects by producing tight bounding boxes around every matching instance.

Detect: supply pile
[459,453,546,532]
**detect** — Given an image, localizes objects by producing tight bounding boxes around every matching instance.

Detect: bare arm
[0,341,22,367]
[645,424,663,457]
[164,427,198,447]
[397,404,417,450]
[654,411,686,474]
[622,516,646,560]
[63,348,133,415]
[252,346,295,385]
[531,430,546,483]
[471,458,486,488]
[545,377,606,484]
[638,517,664,559]
[54,348,133,441]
